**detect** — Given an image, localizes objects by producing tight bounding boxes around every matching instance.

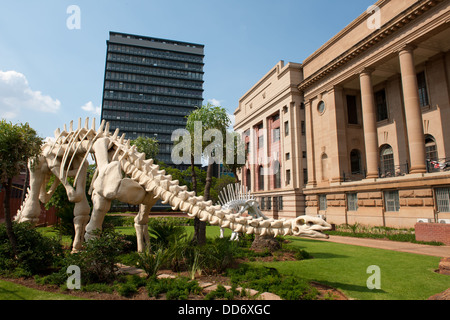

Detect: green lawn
[179,226,449,300]
[0,280,83,300]
[29,224,450,300]
[253,237,449,300]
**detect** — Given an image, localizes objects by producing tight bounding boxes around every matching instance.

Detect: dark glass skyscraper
[101,32,204,166]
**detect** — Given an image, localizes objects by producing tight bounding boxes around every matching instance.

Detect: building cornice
[235,61,302,116]
[298,0,445,92]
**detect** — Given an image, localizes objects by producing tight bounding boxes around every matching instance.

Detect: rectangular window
[303,151,307,158]
[303,169,308,185]
[286,153,290,161]
[277,196,283,210]
[258,135,264,149]
[346,95,358,124]
[260,197,265,210]
[319,195,327,211]
[347,193,358,211]
[417,71,429,107]
[301,121,306,136]
[286,170,291,186]
[436,188,450,213]
[284,121,289,136]
[273,127,280,142]
[375,89,388,122]
[384,190,400,212]
[267,197,272,210]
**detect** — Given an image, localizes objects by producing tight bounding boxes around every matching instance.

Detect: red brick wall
[415,223,450,245]
[1,189,58,226]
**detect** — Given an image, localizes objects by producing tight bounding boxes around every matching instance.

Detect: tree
[0,120,42,256]
[185,103,231,245]
[131,136,159,162]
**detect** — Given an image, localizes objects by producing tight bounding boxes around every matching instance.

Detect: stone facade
[235,0,450,228]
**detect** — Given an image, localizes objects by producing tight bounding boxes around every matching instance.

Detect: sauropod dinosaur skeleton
[15,118,332,252]
[218,183,268,240]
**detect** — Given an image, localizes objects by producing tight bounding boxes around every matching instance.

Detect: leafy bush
[146,276,201,300]
[55,228,127,285]
[227,265,319,300]
[148,217,188,249]
[0,222,63,275]
[82,282,114,294]
[326,223,444,245]
[204,284,242,300]
[137,247,168,278]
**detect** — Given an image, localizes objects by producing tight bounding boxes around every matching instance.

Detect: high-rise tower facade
[101,32,204,167]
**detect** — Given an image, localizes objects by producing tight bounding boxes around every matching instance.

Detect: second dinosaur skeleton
[218,183,268,241]
[15,118,332,252]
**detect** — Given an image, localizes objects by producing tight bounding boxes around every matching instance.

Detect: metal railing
[343,169,366,182]
[338,157,450,183]
[378,162,409,179]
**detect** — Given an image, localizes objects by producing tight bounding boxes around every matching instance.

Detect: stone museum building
[234,0,450,228]
[100,32,204,167]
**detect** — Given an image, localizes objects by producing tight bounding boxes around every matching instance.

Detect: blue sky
[0,0,375,139]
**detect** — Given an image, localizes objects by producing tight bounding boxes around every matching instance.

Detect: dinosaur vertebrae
[106,137,301,237]
[19,118,303,237]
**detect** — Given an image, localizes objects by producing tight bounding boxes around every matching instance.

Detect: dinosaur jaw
[291,215,332,239]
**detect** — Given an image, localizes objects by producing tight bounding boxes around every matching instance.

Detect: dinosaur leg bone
[84,190,112,241]
[71,160,91,252]
[134,194,158,253]
[15,157,48,224]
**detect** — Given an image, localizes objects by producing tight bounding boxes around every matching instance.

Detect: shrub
[204,284,241,300]
[148,217,187,249]
[227,265,319,300]
[146,276,201,300]
[55,228,127,285]
[0,222,63,275]
[137,247,168,278]
[82,282,114,294]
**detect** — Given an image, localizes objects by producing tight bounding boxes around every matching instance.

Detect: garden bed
[0,247,349,301]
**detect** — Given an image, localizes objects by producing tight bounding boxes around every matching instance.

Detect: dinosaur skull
[291,215,332,239]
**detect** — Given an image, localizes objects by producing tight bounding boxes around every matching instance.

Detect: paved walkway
[318,235,450,258]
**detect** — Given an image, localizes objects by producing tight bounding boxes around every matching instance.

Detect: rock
[259,292,282,300]
[429,288,450,300]
[438,258,450,275]
[251,235,281,252]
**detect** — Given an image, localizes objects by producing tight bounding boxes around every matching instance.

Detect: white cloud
[0,70,61,119]
[81,101,101,116]
[208,98,222,106]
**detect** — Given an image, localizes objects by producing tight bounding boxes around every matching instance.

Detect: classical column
[305,100,317,186]
[398,45,426,174]
[360,69,379,179]
[328,86,348,182]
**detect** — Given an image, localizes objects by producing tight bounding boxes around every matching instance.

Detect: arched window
[246,169,251,191]
[380,145,395,177]
[350,149,362,174]
[425,135,438,161]
[321,153,329,181]
[258,166,264,191]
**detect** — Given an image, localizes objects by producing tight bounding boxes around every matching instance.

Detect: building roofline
[109,31,205,48]
[234,61,302,115]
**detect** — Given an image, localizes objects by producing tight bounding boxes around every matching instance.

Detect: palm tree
[185,103,231,245]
